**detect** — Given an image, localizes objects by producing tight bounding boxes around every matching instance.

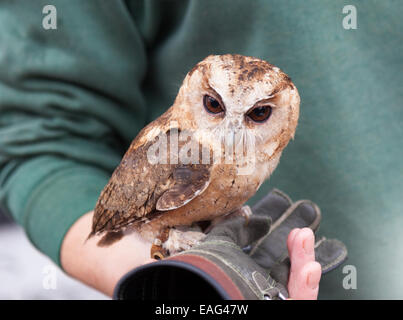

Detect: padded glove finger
[248,189,348,291]
[250,198,321,269]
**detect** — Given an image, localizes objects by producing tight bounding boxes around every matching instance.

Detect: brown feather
[156,165,210,211]
[90,126,212,237]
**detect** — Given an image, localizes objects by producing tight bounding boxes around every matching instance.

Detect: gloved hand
[247,189,348,294]
[113,189,347,300]
[113,214,286,300]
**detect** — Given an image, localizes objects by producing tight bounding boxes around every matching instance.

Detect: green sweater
[0,0,402,299]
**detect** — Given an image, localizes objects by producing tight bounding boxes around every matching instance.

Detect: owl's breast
[134,161,265,242]
[155,163,259,226]
[208,163,261,204]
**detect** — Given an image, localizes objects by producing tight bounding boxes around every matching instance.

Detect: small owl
[90,54,300,258]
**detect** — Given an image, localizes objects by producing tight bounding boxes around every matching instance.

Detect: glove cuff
[167,254,244,299]
[113,255,244,300]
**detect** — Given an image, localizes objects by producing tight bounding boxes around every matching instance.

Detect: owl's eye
[203,95,224,114]
[246,106,272,123]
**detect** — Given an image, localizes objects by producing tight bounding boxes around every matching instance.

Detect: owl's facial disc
[177,54,300,164]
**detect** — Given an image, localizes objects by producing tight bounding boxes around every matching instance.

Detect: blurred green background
[1,0,402,299]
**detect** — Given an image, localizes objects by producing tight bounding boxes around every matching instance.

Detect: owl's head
[173,54,300,173]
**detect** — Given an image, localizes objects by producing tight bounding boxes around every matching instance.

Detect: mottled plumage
[90,54,300,256]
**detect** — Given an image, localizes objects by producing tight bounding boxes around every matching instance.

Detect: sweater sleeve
[0,0,148,266]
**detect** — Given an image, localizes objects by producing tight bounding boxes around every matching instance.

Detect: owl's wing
[91,129,212,236]
[156,165,210,211]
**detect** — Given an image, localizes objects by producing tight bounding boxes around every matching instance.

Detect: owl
[89,54,300,259]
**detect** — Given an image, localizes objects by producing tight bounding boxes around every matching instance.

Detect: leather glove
[113,214,287,300]
[247,189,348,293]
[113,189,347,300]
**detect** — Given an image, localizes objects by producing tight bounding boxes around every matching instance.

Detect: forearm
[60,211,154,297]
[0,1,147,268]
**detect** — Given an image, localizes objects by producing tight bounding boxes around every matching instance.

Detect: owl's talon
[151,243,168,260]
[150,227,170,259]
[239,205,252,226]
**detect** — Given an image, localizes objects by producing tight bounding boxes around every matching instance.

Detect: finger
[287,228,300,256]
[288,228,321,300]
[289,261,321,300]
[289,228,315,274]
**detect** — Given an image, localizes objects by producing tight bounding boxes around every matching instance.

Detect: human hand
[248,189,347,299]
[61,190,345,300]
[60,210,319,300]
[60,211,319,299]
[113,214,322,300]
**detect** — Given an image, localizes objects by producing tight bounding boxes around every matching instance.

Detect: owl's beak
[222,121,241,147]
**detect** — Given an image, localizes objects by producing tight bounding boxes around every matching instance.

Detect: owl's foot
[205,205,252,233]
[163,226,206,255]
[150,227,170,260]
